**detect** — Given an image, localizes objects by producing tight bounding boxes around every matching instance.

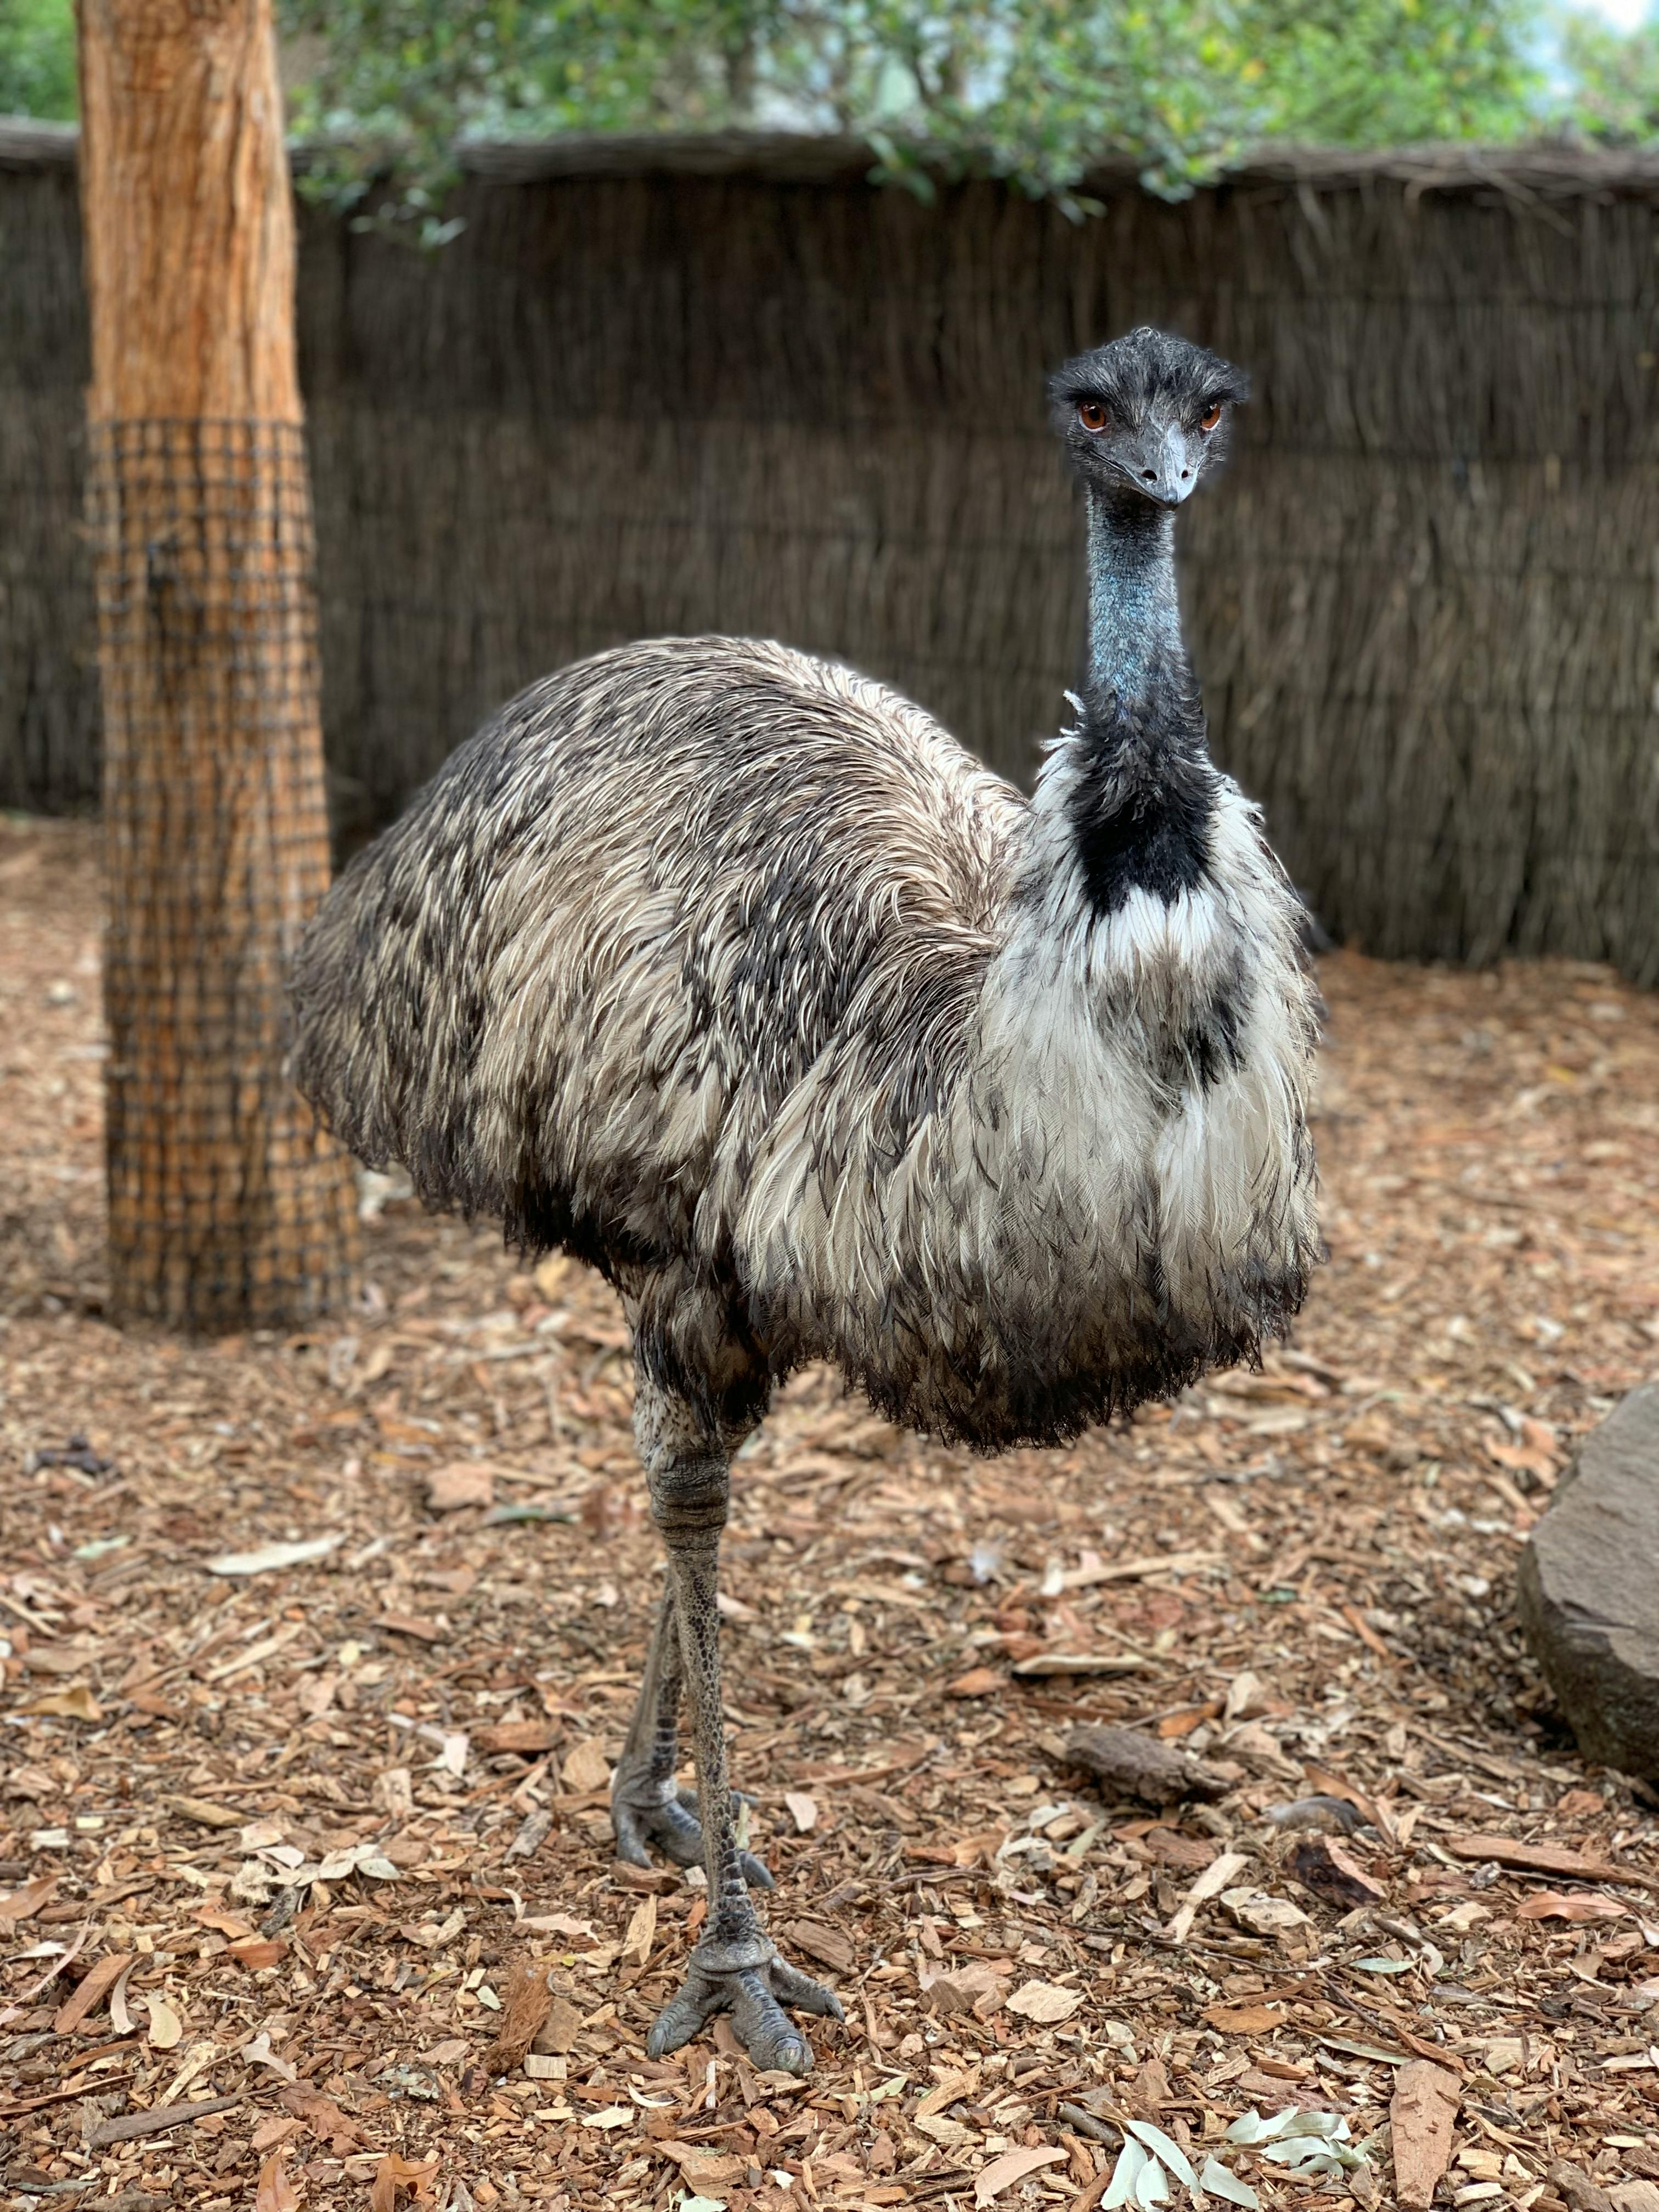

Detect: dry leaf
[784,1790,819,1832]
[250,2118,303,2153]
[145,1994,184,2049]
[1221,1887,1310,1938]
[1158,1702,1224,1739]
[1167,1848,1251,1942]
[1204,2004,1287,2033]
[1301,1762,1380,1825]
[622,1894,657,1965]
[370,2154,439,2212]
[975,2146,1067,2203]
[279,2085,367,2151]
[227,1937,288,1970]
[241,2031,298,2084]
[1515,1891,1629,1922]
[945,1666,1003,1698]
[19,1684,103,1722]
[1554,1790,1605,1819]
[1224,1669,1268,1722]
[254,2151,300,2212]
[0,1876,58,1923]
[0,1920,91,2027]
[197,1907,256,1937]
[1287,1835,1387,1909]
[206,1535,343,1576]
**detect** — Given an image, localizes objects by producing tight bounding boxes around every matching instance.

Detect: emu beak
[1117,424,1198,507]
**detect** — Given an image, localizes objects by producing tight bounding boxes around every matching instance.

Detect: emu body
[292,329,1322,2071]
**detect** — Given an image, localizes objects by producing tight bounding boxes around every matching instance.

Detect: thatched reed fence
[3,122,1657,975]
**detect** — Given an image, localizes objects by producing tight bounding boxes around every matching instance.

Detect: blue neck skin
[1082,488,1187,720]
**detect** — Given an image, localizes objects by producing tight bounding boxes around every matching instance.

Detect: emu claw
[611,1781,771,1890]
[645,1940,843,2074]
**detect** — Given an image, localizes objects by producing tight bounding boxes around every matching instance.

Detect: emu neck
[1082,490,1185,715]
[1030,486,1216,919]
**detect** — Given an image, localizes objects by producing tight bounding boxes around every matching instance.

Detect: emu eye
[1077,399,1109,434]
[1199,400,1223,433]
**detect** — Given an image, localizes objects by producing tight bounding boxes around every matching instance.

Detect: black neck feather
[1068,489,1217,915]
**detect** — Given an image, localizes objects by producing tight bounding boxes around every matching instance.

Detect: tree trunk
[77,0,358,1329]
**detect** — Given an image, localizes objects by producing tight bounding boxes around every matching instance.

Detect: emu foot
[646,1934,843,2074]
[612,1778,771,1889]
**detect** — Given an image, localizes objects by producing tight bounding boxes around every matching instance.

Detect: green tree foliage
[276,0,1543,231]
[8,0,1645,225]
[1250,0,1547,146]
[0,0,77,119]
[1556,6,1659,142]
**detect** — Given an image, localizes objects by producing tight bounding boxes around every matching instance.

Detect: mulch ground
[1,811,1656,2212]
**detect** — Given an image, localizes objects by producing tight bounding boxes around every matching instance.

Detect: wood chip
[374,1612,445,1642]
[52,1949,134,2034]
[531,1996,585,2056]
[561,1740,611,1792]
[426,1462,494,1513]
[1007,1979,1084,2023]
[88,2094,241,2148]
[166,1795,241,1829]
[779,1918,856,1974]
[1443,1835,1656,1889]
[4,856,1657,2197]
[472,1720,560,1754]
[1065,1724,1231,1804]
[1390,2060,1460,2210]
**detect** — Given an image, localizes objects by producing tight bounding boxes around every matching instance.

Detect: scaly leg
[611,1583,770,1888]
[637,1395,842,2074]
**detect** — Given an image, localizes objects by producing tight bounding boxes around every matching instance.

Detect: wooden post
[77,0,358,1330]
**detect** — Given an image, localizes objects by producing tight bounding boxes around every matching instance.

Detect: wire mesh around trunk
[88,416,358,1330]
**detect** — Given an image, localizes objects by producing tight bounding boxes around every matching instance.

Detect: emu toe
[612,1780,772,1890]
[646,1940,843,2074]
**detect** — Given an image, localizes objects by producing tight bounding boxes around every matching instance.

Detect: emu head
[1048,327,1249,512]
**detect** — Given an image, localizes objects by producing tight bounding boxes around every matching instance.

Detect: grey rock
[1519,1384,1659,1782]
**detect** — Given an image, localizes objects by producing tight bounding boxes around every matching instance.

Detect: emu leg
[641,1431,842,2074]
[611,1584,770,1888]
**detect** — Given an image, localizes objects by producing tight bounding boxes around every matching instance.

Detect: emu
[292,328,1322,2074]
